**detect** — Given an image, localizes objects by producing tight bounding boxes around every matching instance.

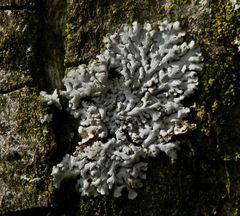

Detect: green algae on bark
[0,10,39,93]
[0,87,55,213]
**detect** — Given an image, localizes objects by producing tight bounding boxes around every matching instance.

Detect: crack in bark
[0,84,28,94]
[0,207,53,216]
[0,5,36,10]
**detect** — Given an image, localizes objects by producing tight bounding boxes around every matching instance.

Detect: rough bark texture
[1,0,240,216]
[0,1,55,214]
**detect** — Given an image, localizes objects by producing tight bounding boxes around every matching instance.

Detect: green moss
[212,3,237,41]
[193,2,240,140]
[0,87,57,213]
[166,0,192,12]
[211,100,218,113]
[65,23,77,40]
[14,87,56,198]
[64,0,166,66]
[16,88,48,142]
[169,0,191,4]
[0,11,39,93]
[196,105,206,122]
[0,50,10,62]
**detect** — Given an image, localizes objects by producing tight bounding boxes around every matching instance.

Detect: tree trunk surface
[1,0,240,215]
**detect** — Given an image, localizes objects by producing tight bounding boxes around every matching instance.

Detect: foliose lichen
[230,0,240,10]
[41,20,203,199]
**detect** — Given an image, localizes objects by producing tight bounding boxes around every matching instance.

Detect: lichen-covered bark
[0,1,35,6]
[1,0,240,215]
[0,10,36,93]
[0,2,56,214]
[58,1,240,215]
[0,87,54,213]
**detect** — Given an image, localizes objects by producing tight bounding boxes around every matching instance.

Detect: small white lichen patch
[42,20,203,199]
[234,37,240,51]
[20,175,41,183]
[40,113,53,124]
[230,0,240,10]
[40,89,62,109]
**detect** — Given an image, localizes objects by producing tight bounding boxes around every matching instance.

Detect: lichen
[230,0,240,10]
[42,20,203,200]
[41,0,240,215]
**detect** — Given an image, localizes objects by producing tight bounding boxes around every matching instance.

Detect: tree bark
[1,0,240,215]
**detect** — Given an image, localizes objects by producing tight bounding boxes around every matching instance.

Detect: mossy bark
[0,2,56,214]
[1,0,240,215]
